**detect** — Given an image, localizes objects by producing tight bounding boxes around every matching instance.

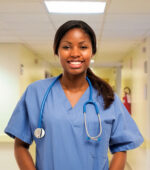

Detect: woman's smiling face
[58,28,93,76]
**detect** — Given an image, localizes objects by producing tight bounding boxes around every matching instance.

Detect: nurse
[5,20,143,170]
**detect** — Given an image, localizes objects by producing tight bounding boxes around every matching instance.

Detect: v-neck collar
[57,78,89,110]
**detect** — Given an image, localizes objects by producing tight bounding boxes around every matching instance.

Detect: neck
[60,72,88,91]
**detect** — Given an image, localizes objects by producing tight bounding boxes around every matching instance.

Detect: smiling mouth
[67,60,84,69]
[67,61,84,65]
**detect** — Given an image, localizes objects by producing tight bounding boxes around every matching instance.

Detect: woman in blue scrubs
[5,20,143,170]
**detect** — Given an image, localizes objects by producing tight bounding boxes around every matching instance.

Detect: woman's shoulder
[99,93,122,111]
[107,93,122,109]
[26,76,57,93]
[113,93,123,105]
[30,77,56,87]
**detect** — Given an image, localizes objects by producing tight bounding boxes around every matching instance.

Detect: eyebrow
[61,41,88,44]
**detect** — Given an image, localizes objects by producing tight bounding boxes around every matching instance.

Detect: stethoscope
[34,74,102,141]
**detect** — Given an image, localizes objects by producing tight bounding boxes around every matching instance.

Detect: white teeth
[69,61,81,65]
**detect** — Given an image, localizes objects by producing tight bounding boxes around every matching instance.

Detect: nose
[70,47,81,58]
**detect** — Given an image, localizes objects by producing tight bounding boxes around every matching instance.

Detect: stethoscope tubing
[38,75,62,128]
[35,74,102,141]
[84,112,102,141]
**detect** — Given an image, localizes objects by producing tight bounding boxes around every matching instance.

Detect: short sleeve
[109,94,144,154]
[4,88,33,145]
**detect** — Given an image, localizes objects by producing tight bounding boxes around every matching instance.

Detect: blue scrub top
[5,76,144,170]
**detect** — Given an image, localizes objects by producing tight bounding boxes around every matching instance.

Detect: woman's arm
[14,137,36,170]
[109,151,127,170]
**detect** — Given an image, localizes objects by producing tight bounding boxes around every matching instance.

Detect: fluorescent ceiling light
[44,1,106,14]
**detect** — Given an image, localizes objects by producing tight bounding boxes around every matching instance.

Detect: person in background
[5,20,143,170]
[123,87,131,114]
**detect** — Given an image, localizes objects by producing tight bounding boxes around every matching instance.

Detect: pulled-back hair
[53,20,114,109]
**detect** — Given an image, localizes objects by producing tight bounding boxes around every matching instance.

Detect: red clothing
[123,94,131,114]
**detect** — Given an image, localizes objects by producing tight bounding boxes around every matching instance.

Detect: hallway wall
[0,43,51,169]
[122,37,150,170]
[0,44,20,136]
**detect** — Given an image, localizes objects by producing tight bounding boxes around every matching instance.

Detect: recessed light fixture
[44,1,106,14]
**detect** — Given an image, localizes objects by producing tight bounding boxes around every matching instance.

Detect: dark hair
[53,20,114,109]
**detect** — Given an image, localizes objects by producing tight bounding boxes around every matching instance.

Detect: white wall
[122,37,150,170]
[0,44,20,135]
[0,43,50,170]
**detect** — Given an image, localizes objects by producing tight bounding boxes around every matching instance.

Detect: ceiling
[0,0,150,66]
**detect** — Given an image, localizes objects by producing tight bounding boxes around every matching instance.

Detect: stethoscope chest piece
[34,128,45,139]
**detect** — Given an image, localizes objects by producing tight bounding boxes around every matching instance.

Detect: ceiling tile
[108,0,150,14]
[0,1,46,13]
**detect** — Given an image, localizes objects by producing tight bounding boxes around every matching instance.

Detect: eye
[62,46,70,49]
[80,46,88,49]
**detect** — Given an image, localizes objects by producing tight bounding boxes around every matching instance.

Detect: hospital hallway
[0,0,150,169]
